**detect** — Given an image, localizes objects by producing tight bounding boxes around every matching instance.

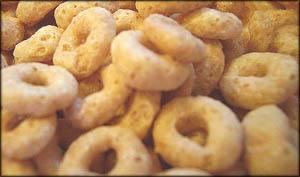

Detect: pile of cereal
[1,1,299,176]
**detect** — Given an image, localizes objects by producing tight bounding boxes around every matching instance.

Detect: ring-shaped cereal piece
[136,1,212,18]
[192,39,225,96]
[142,14,206,63]
[109,90,161,139]
[279,95,299,131]
[1,110,57,160]
[242,105,298,175]
[180,8,243,40]
[1,156,38,176]
[53,7,116,80]
[156,168,211,176]
[16,1,62,27]
[33,133,63,175]
[1,16,25,51]
[58,126,152,175]
[1,62,78,117]
[111,30,190,91]
[13,25,64,64]
[113,9,144,34]
[66,64,132,130]
[219,52,299,110]
[153,96,243,173]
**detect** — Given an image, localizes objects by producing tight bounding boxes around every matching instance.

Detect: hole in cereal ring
[22,74,47,86]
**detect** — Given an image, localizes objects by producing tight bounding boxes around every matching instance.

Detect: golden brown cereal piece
[33,133,63,175]
[119,1,136,10]
[14,25,64,63]
[55,1,119,29]
[242,105,298,175]
[2,62,78,117]
[53,7,116,79]
[192,39,225,96]
[142,14,206,63]
[113,9,144,33]
[1,156,37,176]
[279,95,299,131]
[156,168,211,176]
[162,63,195,104]
[111,30,190,91]
[66,64,132,130]
[1,1,19,6]
[110,90,161,139]
[214,1,245,18]
[136,1,212,18]
[16,1,62,27]
[271,25,299,60]
[2,110,57,160]
[220,52,298,110]
[264,9,298,30]
[1,2,17,17]
[247,11,274,52]
[1,16,25,51]
[181,8,243,40]
[58,126,152,175]
[153,96,243,173]
[78,70,103,99]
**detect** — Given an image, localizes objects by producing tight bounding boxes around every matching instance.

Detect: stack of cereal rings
[1,1,299,176]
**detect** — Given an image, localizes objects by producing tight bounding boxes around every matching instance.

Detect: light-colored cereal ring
[153,96,243,173]
[219,52,298,110]
[246,11,274,52]
[271,25,299,60]
[2,110,57,160]
[214,1,245,18]
[14,25,64,64]
[242,105,298,175]
[143,14,206,63]
[54,1,119,29]
[162,63,195,104]
[136,1,212,18]
[58,126,152,175]
[16,1,62,27]
[109,90,161,139]
[113,9,144,34]
[156,168,211,176]
[33,133,63,175]
[279,95,299,131]
[264,9,299,30]
[2,62,78,117]
[66,64,132,130]
[111,30,190,91]
[180,8,243,40]
[77,69,103,99]
[1,156,37,176]
[1,16,24,51]
[53,7,116,80]
[119,1,136,10]
[192,39,225,96]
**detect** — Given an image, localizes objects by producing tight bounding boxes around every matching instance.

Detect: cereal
[77,69,103,99]
[242,105,298,175]
[58,126,152,175]
[111,30,190,91]
[180,7,243,40]
[156,168,211,176]
[109,91,161,139]
[214,1,245,18]
[153,96,243,173]
[220,52,298,110]
[192,39,225,96]
[271,25,299,60]
[53,7,116,79]
[1,156,37,176]
[1,16,25,51]
[113,9,143,33]
[66,64,132,130]
[14,25,64,63]
[16,1,62,27]
[119,1,136,10]
[136,1,212,18]
[279,95,299,131]
[2,110,57,160]
[264,9,298,30]
[1,63,78,117]
[1,52,11,69]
